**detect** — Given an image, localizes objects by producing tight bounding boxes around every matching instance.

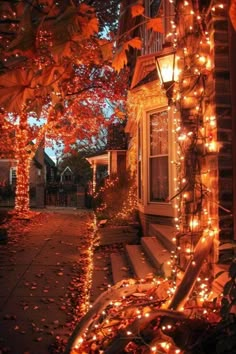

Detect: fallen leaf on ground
[34,337,42,342]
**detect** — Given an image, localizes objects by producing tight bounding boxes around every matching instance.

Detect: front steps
[141,236,172,277]
[97,224,139,245]
[96,222,232,298]
[105,223,176,284]
[126,244,157,279]
[110,252,131,284]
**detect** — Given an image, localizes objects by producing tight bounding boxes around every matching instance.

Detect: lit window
[149,110,169,202]
[10,167,17,185]
[138,124,142,200]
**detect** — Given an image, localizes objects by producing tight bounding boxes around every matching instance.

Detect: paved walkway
[0,208,110,354]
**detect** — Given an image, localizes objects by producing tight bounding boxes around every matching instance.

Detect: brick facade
[206,1,234,241]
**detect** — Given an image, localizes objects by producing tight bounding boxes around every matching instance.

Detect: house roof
[61,166,74,176]
[44,152,56,167]
[33,157,43,169]
[86,152,108,166]
[130,53,158,89]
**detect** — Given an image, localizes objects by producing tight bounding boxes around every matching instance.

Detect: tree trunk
[14,112,31,214]
[14,155,31,214]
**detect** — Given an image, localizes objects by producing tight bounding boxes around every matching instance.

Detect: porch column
[92,162,97,193]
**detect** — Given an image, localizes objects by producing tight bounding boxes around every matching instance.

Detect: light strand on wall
[167,0,222,306]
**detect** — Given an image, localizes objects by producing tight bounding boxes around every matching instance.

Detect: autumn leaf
[146,18,163,32]
[7,5,36,57]
[0,69,37,112]
[79,3,95,14]
[43,7,82,61]
[112,48,128,72]
[230,0,236,30]
[114,108,126,120]
[82,17,99,37]
[99,40,113,61]
[124,37,142,50]
[131,4,144,17]
[0,68,56,113]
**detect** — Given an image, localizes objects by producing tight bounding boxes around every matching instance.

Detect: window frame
[10,167,17,185]
[149,109,169,203]
[138,123,142,201]
[139,106,177,217]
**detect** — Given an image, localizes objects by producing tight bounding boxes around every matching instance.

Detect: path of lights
[74,214,98,321]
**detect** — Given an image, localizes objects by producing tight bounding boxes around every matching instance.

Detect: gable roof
[61,166,73,176]
[44,152,56,167]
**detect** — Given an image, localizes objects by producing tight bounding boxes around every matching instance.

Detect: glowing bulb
[189,218,199,230]
[199,56,206,64]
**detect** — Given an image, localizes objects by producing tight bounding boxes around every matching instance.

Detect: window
[10,167,17,185]
[149,110,169,202]
[65,174,72,182]
[138,124,142,200]
[150,0,161,17]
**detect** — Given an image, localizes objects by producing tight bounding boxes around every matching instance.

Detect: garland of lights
[169,0,229,303]
[14,111,31,214]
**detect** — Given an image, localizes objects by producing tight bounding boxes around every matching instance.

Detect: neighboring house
[60,166,74,184]
[44,152,57,184]
[118,0,236,292]
[0,146,56,207]
[86,122,128,192]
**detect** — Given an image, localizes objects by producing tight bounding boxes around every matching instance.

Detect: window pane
[150,111,168,156]
[138,160,142,199]
[150,156,169,202]
[138,124,142,200]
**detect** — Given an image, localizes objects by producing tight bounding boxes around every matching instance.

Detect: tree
[0,0,127,215]
[230,0,236,30]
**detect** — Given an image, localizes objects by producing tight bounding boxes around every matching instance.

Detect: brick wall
[207,1,234,241]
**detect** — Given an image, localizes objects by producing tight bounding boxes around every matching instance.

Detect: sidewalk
[0,208,110,354]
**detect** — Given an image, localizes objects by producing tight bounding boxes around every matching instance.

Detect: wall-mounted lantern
[155,49,176,105]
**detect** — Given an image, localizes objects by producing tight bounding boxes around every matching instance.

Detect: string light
[65,1,228,352]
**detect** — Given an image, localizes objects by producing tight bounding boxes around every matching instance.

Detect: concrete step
[149,224,176,252]
[110,253,132,284]
[97,226,139,246]
[141,236,172,278]
[98,234,138,246]
[125,244,157,280]
[98,226,138,235]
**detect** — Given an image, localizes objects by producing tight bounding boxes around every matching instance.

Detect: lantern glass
[156,53,175,84]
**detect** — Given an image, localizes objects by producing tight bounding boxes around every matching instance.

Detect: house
[86,122,128,192]
[60,166,74,184]
[0,145,56,207]
[117,0,236,292]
